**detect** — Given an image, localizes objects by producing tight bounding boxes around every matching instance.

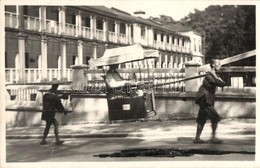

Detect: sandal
[193,139,207,144]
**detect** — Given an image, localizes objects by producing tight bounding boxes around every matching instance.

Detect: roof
[73,6,190,39]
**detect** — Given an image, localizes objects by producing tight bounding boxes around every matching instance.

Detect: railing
[95,29,104,41]
[24,15,41,31]
[5,12,18,28]
[108,31,116,43]
[82,26,91,38]
[65,23,76,36]
[46,19,59,34]
[119,33,127,44]
[5,66,256,103]
[5,68,73,84]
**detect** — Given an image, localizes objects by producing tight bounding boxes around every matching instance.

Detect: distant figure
[194,59,225,144]
[105,64,131,88]
[40,79,68,145]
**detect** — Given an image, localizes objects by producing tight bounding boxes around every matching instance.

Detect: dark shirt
[41,91,65,122]
[195,72,225,106]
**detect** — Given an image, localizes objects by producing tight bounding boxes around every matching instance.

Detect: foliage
[179,5,255,60]
[150,6,255,61]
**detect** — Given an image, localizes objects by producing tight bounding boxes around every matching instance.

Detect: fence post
[184,61,201,92]
[71,65,89,90]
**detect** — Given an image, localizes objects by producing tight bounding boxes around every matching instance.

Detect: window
[141,26,145,37]
[96,19,103,30]
[72,55,77,65]
[154,33,157,41]
[25,53,29,68]
[85,56,91,65]
[161,34,164,42]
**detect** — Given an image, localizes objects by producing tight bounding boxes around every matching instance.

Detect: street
[6,136,254,162]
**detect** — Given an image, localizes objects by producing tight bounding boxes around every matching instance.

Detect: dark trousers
[42,119,60,141]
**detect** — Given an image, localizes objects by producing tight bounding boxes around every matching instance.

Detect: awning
[88,44,159,67]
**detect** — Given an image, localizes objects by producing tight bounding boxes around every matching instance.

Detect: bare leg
[195,123,204,140]
[53,119,64,145]
[210,122,222,143]
[211,122,218,139]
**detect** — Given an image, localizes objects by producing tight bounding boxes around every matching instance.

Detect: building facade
[5,5,204,83]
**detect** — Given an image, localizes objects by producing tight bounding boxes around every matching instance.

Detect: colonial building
[5,5,204,83]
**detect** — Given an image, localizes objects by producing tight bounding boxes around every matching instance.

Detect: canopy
[88,44,159,67]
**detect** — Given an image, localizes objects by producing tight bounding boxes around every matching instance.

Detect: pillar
[184,61,201,92]
[103,19,107,41]
[163,34,167,50]
[39,6,46,32]
[76,11,82,37]
[17,6,24,29]
[17,33,26,83]
[60,38,67,80]
[58,6,66,35]
[93,43,97,59]
[128,24,132,44]
[169,36,173,51]
[77,40,83,64]
[157,33,161,49]
[90,15,96,39]
[125,23,129,44]
[133,23,141,44]
[41,35,48,81]
[114,21,119,43]
[145,26,148,45]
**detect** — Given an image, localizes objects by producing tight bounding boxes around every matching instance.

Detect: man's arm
[209,71,226,87]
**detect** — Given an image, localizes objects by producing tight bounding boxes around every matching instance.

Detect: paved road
[6,136,255,162]
[4,118,256,168]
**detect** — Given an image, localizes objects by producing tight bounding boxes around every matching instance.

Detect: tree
[179,5,255,61]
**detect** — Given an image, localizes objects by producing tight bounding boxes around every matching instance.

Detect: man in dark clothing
[194,59,225,144]
[40,80,68,145]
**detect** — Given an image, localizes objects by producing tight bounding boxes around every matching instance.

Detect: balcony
[5,12,19,28]
[5,12,192,54]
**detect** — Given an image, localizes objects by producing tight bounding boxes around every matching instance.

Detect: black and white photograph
[0,0,258,167]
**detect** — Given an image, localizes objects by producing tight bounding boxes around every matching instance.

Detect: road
[6,136,255,162]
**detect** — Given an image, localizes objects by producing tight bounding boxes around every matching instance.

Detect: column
[77,40,83,64]
[163,34,167,50]
[148,28,154,46]
[17,32,26,83]
[60,38,67,80]
[184,62,201,92]
[90,15,96,39]
[169,36,173,51]
[41,35,48,81]
[157,33,161,49]
[17,6,24,29]
[58,6,66,35]
[39,6,47,32]
[114,21,119,43]
[93,43,97,59]
[145,26,148,46]
[103,19,107,41]
[125,23,129,44]
[128,24,132,44]
[133,23,141,44]
[75,11,82,37]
